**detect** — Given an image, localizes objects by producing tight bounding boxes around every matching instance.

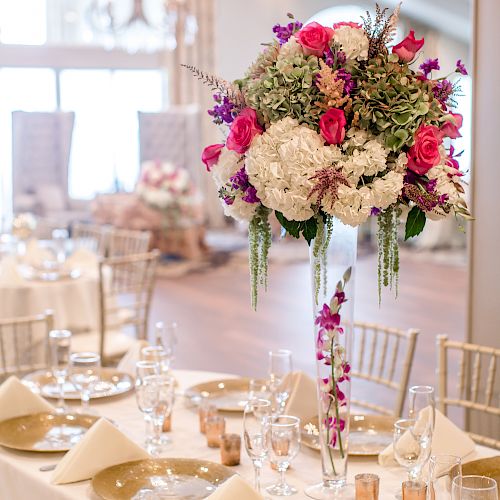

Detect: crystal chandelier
[86,0,198,53]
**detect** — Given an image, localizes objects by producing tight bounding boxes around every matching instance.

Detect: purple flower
[228,167,260,204]
[242,186,260,204]
[334,290,346,305]
[207,93,236,125]
[223,195,234,206]
[370,207,381,216]
[433,79,454,107]
[315,304,340,331]
[419,58,440,78]
[456,59,468,75]
[426,178,437,193]
[272,20,303,45]
[336,68,354,95]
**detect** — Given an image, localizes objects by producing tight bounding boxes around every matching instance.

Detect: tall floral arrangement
[188,5,470,308]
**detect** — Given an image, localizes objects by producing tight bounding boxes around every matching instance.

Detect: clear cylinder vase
[305,217,357,500]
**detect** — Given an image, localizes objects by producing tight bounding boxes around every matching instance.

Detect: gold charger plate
[0,412,98,452]
[462,456,500,492]
[302,414,395,456]
[92,458,236,500]
[185,378,250,412]
[23,368,134,400]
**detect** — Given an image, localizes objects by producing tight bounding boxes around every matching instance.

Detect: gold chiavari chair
[71,250,160,364]
[72,222,109,257]
[107,228,152,258]
[351,321,419,417]
[0,311,54,381]
[437,335,500,450]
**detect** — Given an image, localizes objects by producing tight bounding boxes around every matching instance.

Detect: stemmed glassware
[268,350,293,415]
[69,351,101,414]
[48,330,72,413]
[154,321,177,371]
[148,373,176,456]
[266,415,301,496]
[408,386,435,433]
[136,360,160,446]
[243,398,272,495]
[451,475,498,500]
[428,454,462,499]
[141,345,169,374]
[51,228,69,266]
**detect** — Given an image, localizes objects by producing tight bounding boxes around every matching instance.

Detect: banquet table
[0,369,496,500]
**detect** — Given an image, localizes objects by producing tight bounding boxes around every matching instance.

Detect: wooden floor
[150,242,468,409]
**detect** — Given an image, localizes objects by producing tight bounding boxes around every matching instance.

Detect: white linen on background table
[0,369,496,500]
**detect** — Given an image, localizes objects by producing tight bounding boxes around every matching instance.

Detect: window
[0,0,47,45]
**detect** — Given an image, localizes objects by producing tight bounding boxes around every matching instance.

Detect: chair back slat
[351,322,419,417]
[107,228,151,258]
[72,222,109,257]
[436,335,500,450]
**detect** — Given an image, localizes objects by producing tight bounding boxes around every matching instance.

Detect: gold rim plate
[23,368,135,400]
[302,414,396,456]
[185,378,250,412]
[92,458,236,500]
[19,265,81,282]
[462,456,500,492]
[0,412,98,452]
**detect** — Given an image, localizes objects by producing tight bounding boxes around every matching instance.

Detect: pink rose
[319,108,347,145]
[333,21,362,30]
[201,143,224,171]
[407,125,442,175]
[226,108,262,154]
[392,30,424,63]
[439,113,463,139]
[296,22,334,57]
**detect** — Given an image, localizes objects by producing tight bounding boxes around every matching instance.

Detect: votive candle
[206,415,226,448]
[402,480,427,500]
[355,473,380,500]
[199,404,218,434]
[220,433,241,466]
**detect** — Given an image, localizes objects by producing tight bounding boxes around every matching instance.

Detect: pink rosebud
[439,113,463,139]
[296,22,334,57]
[201,143,224,171]
[226,108,263,154]
[319,108,347,145]
[407,125,442,175]
[392,30,424,63]
[333,21,362,30]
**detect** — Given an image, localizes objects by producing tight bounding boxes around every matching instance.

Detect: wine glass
[149,373,176,456]
[51,228,69,265]
[136,360,160,446]
[428,454,462,499]
[243,398,272,494]
[154,321,177,370]
[69,352,101,414]
[48,330,72,413]
[268,349,293,415]
[141,345,169,374]
[408,386,435,431]
[451,475,498,499]
[393,419,432,483]
[248,378,272,402]
[266,415,301,496]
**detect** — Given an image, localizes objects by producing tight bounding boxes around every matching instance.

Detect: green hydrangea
[351,53,444,151]
[242,52,321,129]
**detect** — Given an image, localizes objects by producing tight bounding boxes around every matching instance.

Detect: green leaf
[275,211,300,239]
[301,217,317,245]
[275,212,317,245]
[404,206,427,240]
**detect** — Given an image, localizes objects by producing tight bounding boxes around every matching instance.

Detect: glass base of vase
[305,481,355,499]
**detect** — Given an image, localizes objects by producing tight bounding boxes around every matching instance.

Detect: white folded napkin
[51,418,150,485]
[64,248,98,272]
[0,256,24,285]
[378,409,476,469]
[117,339,150,376]
[207,475,263,500]
[284,371,318,422]
[0,376,54,420]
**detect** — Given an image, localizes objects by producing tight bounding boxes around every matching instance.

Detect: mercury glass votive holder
[199,403,218,434]
[220,433,241,466]
[402,480,427,500]
[162,413,172,432]
[206,415,226,448]
[355,473,380,500]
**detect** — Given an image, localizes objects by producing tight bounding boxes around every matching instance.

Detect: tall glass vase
[305,217,357,500]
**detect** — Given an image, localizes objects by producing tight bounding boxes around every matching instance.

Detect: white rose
[333,26,369,61]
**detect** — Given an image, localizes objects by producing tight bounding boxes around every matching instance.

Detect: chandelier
[86,0,198,53]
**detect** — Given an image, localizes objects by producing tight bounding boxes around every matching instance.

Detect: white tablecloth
[0,369,496,500]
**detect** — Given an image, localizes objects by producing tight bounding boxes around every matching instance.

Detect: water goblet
[154,321,177,370]
[393,419,432,482]
[268,350,293,415]
[51,228,69,265]
[451,475,498,500]
[428,454,462,499]
[69,351,101,414]
[48,330,71,413]
[243,398,272,494]
[141,345,169,374]
[149,373,176,456]
[136,360,160,446]
[266,415,301,496]
[248,378,272,402]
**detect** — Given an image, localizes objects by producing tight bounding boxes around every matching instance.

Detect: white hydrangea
[370,171,404,210]
[246,117,342,221]
[210,148,257,222]
[333,26,369,61]
[278,36,303,59]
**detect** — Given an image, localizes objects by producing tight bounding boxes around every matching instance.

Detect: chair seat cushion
[70,329,136,359]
